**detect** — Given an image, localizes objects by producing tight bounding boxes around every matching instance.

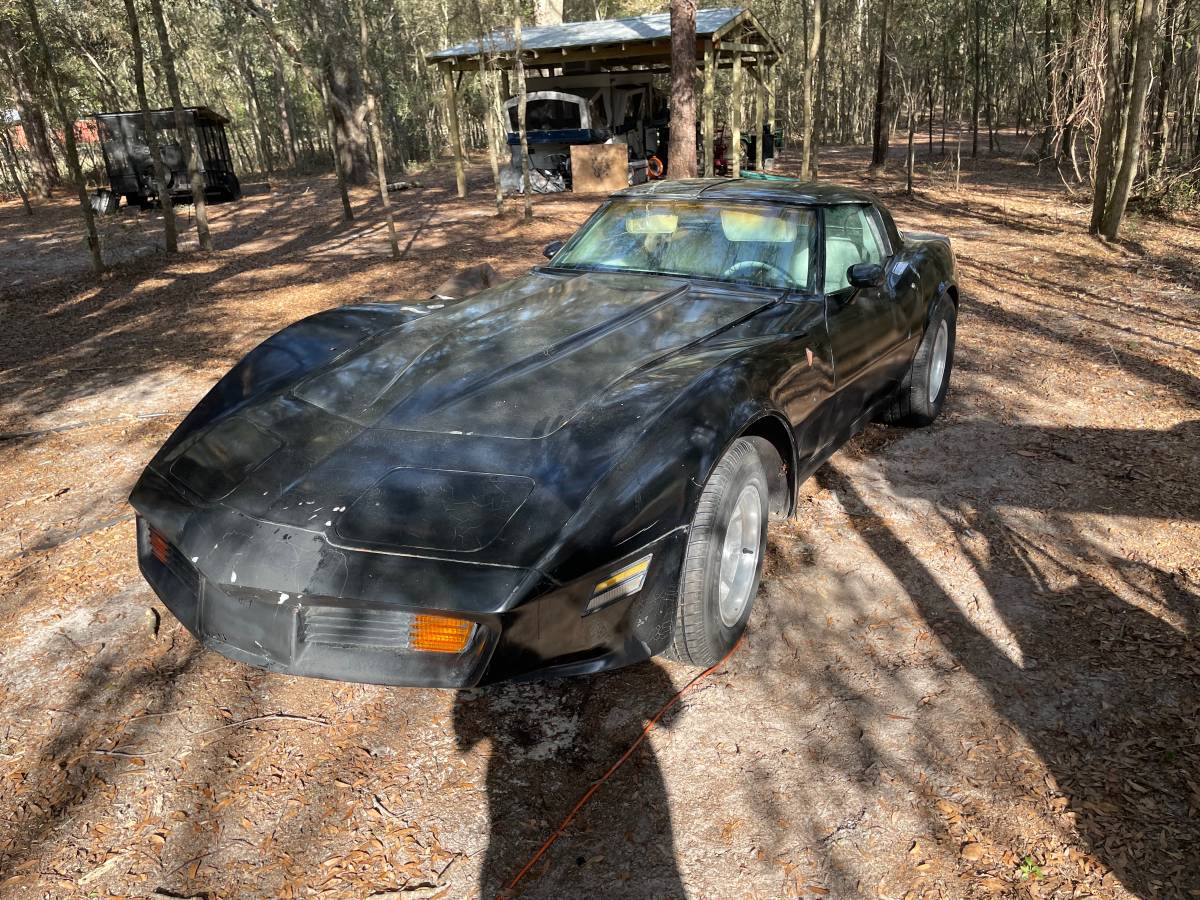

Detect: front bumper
[137,518,495,687]
[136,511,688,689]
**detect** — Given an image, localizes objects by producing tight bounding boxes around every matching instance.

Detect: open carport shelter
[427,6,781,196]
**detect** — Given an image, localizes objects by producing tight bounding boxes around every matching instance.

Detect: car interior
[555,201,818,291]
[823,204,888,293]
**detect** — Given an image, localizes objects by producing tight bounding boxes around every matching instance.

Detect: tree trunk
[668,0,698,178]
[534,0,563,25]
[0,122,32,215]
[239,48,274,174]
[1148,0,1177,174]
[1089,0,1123,232]
[148,0,211,251]
[984,11,995,152]
[1039,0,1053,157]
[870,0,890,168]
[1102,0,1160,238]
[955,69,964,189]
[802,0,826,178]
[270,43,298,168]
[474,1,504,212]
[971,0,981,158]
[22,0,101,272]
[927,66,934,157]
[123,0,177,252]
[940,35,948,156]
[731,49,744,175]
[318,71,355,219]
[355,0,398,259]
[0,22,59,197]
[325,49,371,185]
[906,92,916,194]
[514,17,532,222]
[237,0,353,218]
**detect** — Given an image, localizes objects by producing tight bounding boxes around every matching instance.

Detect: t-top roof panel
[428,7,745,61]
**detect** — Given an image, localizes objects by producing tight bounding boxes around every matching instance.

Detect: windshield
[552,199,816,291]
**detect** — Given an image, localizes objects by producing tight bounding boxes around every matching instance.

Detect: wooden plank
[440,62,467,198]
[703,43,716,177]
[713,41,770,53]
[570,144,629,193]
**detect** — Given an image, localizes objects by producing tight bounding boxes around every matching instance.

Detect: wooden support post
[702,42,716,177]
[755,66,766,171]
[730,51,742,177]
[441,62,467,198]
[767,62,777,138]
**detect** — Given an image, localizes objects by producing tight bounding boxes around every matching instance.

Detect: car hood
[143,270,774,564]
[290,270,763,440]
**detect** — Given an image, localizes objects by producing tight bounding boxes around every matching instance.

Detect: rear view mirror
[847,262,884,289]
[543,240,564,260]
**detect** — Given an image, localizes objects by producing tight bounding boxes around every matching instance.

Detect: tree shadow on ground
[453,662,686,899]
[0,622,204,883]
[816,413,1200,897]
[0,169,594,441]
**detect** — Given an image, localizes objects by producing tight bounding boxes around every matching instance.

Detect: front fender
[537,346,789,585]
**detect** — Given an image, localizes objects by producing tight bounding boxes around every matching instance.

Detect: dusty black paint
[130,179,957,688]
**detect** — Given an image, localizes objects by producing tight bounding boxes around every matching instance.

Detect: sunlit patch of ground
[0,139,1197,898]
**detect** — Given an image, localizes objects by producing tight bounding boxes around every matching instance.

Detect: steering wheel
[722,259,792,287]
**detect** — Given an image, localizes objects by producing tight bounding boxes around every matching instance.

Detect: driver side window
[823,205,888,294]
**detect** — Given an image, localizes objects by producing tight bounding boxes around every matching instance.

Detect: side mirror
[543,240,565,260]
[847,262,884,289]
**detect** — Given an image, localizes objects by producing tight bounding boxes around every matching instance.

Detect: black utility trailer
[92,106,240,212]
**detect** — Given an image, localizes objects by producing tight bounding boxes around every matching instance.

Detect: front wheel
[879,294,957,427]
[667,438,769,668]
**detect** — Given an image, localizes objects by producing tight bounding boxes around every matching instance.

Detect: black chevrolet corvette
[131,178,958,688]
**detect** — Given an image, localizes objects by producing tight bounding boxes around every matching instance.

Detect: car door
[821,203,908,438]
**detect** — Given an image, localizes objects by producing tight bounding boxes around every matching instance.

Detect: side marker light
[587,554,652,613]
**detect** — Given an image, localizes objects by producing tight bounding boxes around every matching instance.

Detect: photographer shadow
[454,661,687,899]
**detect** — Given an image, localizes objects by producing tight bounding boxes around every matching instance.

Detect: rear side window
[823,205,888,293]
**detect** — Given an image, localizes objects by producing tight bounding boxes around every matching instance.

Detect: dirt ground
[1,137,1197,900]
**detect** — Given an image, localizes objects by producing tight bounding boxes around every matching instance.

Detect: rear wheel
[879,294,956,427]
[667,438,769,668]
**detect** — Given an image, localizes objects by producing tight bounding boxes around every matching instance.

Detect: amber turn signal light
[410,614,474,653]
[149,526,170,565]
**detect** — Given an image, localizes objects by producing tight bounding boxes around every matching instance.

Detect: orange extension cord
[503,637,744,896]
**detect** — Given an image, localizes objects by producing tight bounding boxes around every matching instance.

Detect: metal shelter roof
[427,7,779,71]
[93,106,230,126]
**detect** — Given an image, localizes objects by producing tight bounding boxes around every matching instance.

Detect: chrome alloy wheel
[718,483,763,627]
[928,319,949,404]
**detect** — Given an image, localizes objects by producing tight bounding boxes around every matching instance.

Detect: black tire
[667,438,770,668]
[879,293,957,427]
